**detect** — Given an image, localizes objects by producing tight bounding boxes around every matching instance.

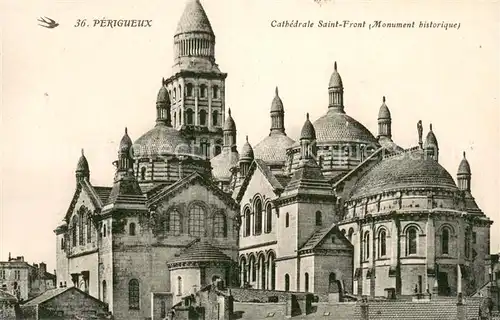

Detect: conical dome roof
[240,136,254,161]
[424,124,438,148]
[329,62,343,88]
[168,240,232,265]
[271,87,284,112]
[457,152,471,175]
[157,84,169,103]
[175,0,214,36]
[300,113,316,140]
[119,128,133,154]
[223,108,236,131]
[76,149,89,173]
[378,96,391,120]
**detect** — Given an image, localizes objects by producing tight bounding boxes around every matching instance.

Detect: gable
[237,163,280,206]
[315,227,353,251]
[64,183,99,222]
[235,160,284,203]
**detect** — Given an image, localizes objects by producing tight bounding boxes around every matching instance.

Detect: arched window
[259,255,266,289]
[141,167,146,180]
[213,213,227,238]
[172,88,177,100]
[465,228,471,258]
[254,199,263,235]
[200,85,207,98]
[212,85,219,99]
[173,112,177,127]
[128,279,140,310]
[60,238,65,250]
[442,227,450,255]
[163,209,181,236]
[87,214,92,243]
[304,273,309,292]
[378,229,387,257]
[212,110,219,126]
[186,109,194,125]
[199,109,207,126]
[285,213,290,228]
[244,208,251,237]
[102,280,107,303]
[348,228,354,243]
[79,212,85,245]
[249,255,256,282]
[269,252,276,290]
[328,273,338,293]
[177,277,182,296]
[265,204,272,233]
[129,223,136,236]
[284,274,290,291]
[160,300,166,318]
[214,145,222,156]
[103,224,107,238]
[315,211,322,226]
[239,257,247,285]
[364,231,370,259]
[186,83,193,97]
[407,227,417,255]
[188,204,205,237]
[178,85,182,100]
[72,217,77,247]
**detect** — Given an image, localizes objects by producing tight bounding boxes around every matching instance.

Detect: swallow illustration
[38,16,59,29]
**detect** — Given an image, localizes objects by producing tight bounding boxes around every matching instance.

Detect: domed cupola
[424,123,439,161]
[75,149,90,184]
[328,62,344,113]
[210,109,239,183]
[156,79,171,126]
[457,151,471,191]
[238,136,254,177]
[173,0,217,68]
[119,127,133,155]
[115,128,134,178]
[254,87,296,167]
[378,96,392,139]
[300,113,317,159]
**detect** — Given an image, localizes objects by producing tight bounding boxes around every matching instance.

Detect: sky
[0,0,499,272]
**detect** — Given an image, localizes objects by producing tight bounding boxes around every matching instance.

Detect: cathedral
[53,0,493,319]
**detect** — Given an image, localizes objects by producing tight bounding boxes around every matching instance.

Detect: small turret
[239,136,254,177]
[114,128,134,181]
[270,87,286,135]
[457,151,471,191]
[424,123,439,161]
[300,113,317,160]
[328,62,344,113]
[75,149,90,186]
[377,96,392,139]
[223,108,237,151]
[156,78,171,127]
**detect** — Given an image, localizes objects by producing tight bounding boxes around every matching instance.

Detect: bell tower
[164,0,226,160]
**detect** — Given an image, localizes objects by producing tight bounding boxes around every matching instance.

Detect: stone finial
[383,96,386,103]
[275,86,279,96]
[334,61,338,71]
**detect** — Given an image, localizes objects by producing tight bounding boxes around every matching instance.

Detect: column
[208,80,213,128]
[195,83,199,126]
[425,214,436,293]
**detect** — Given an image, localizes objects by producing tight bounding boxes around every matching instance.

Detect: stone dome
[254,134,295,164]
[175,0,214,36]
[157,85,169,103]
[167,240,232,265]
[270,87,284,113]
[133,124,198,158]
[300,113,316,140]
[329,62,343,88]
[425,125,438,149]
[240,137,254,161]
[119,128,133,154]
[76,150,89,173]
[457,152,471,175]
[378,97,391,119]
[313,110,378,144]
[349,150,458,200]
[223,109,236,131]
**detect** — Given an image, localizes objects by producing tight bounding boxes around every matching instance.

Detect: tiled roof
[254,133,295,165]
[105,177,146,209]
[378,98,391,119]
[133,123,199,158]
[300,226,335,252]
[76,152,89,173]
[378,137,403,153]
[329,62,343,88]
[93,186,112,204]
[349,150,458,200]
[271,87,284,113]
[458,152,471,175]
[312,110,378,144]
[283,158,332,197]
[210,148,239,181]
[175,0,214,36]
[254,159,285,191]
[168,239,232,265]
[22,287,70,306]
[300,114,316,140]
[241,139,254,161]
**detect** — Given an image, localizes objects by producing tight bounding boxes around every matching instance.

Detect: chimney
[456,293,465,320]
[39,262,47,276]
[360,297,369,320]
